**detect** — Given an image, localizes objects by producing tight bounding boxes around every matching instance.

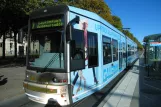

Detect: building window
[88,32,98,68]
[112,39,118,61]
[0,43,2,47]
[103,36,112,65]
[10,43,13,49]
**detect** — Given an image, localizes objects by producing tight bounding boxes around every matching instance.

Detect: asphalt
[0,57,26,68]
[0,66,26,101]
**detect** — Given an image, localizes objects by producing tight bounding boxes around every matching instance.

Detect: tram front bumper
[23,82,69,106]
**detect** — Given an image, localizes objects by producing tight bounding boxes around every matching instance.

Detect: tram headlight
[52,78,57,82]
[52,77,68,83]
[61,94,66,98]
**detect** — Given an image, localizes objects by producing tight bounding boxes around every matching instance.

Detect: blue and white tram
[21,5,138,106]
[127,37,137,66]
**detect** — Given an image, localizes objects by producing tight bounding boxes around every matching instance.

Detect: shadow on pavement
[0,77,8,86]
[0,57,26,68]
[45,99,61,107]
[139,57,161,107]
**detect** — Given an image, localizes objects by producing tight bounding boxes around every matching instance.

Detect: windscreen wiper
[42,30,63,72]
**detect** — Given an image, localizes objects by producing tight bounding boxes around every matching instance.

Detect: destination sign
[32,18,63,29]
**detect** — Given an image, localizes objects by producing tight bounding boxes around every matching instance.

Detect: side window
[132,46,134,55]
[128,44,130,56]
[71,29,84,60]
[88,32,98,68]
[70,29,85,71]
[103,36,112,65]
[123,42,126,58]
[130,45,132,55]
[112,39,118,61]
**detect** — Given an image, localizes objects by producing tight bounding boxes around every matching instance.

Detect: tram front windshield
[28,30,64,70]
[28,16,65,71]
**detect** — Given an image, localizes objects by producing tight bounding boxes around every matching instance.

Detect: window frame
[87,31,99,68]
[102,36,112,65]
[112,39,118,61]
[70,29,85,71]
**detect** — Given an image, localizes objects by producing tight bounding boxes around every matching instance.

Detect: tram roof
[30,5,125,35]
[143,33,161,42]
[29,5,136,43]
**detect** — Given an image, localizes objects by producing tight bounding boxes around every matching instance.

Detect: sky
[105,0,161,43]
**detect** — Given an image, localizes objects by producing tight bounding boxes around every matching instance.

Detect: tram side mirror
[70,40,76,56]
[18,29,24,43]
[74,16,80,24]
[66,24,73,42]
[66,16,80,42]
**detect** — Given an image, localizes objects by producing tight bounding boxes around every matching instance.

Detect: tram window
[132,46,134,55]
[128,45,130,56]
[123,42,126,58]
[112,39,118,61]
[88,32,98,68]
[71,29,85,71]
[71,29,84,60]
[130,45,132,55]
[103,36,112,65]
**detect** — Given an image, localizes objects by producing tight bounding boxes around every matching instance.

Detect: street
[0,66,48,107]
[0,94,47,107]
[0,67,25,101]
[0,66,124,107]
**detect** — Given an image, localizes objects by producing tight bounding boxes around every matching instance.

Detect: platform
[98,54,161,107]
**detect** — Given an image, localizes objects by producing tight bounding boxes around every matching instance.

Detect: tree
[24,0,57,15]
[0,0,28,58]
[0,0,8,58]
[112,15,123,31]
[69,0,114,24]
[122,30,143,50]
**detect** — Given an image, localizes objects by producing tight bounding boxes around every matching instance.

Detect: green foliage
[0,0,143,51]
[24,0,57,15]
[69,0,113,24]
[122,30,143,49]
[24,0,114,25]
[112,15,123,31]
[0,0,6,13]
[0,0,28,33]
[0,0,29,58]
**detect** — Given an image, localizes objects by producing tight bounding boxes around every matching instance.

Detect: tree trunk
[2,33,5,59]
[14,32,17,58]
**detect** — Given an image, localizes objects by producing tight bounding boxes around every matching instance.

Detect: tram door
[119,42,123,70]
